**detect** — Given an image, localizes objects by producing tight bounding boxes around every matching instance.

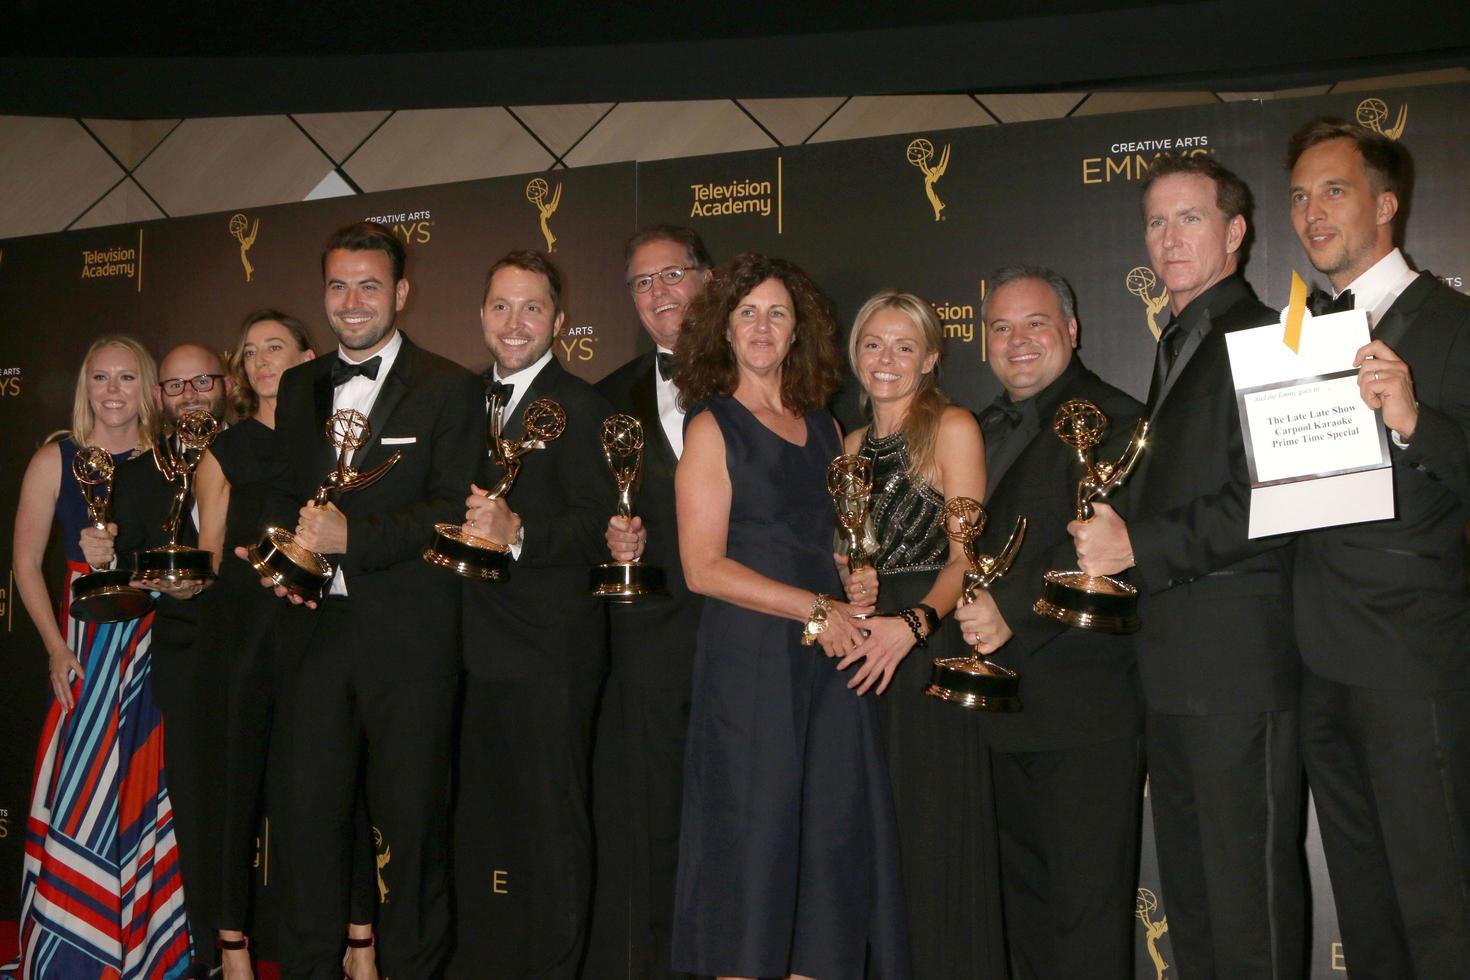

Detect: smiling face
[481,265,565,373]
[726,277,796,376]
[323,247,408,356]
[1289,136,1398,292]
[854,306,938,410]
[156,344,228,422]
[86,343,145,433]
[628,238,708,351]
[241,319,313,401]
[984,277,1078,401]
[1143,172,1246,315]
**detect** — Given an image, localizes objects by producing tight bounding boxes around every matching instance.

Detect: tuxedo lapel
[984,411,1041,499]
[357,349,410,469]
[1149,326,1206,418]
[312,360,337,475]
[1372,271,1435,351]
[629,353,677,469]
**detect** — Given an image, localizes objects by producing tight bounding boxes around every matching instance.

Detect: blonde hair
[68,335,159,450]
[848,290,950,486]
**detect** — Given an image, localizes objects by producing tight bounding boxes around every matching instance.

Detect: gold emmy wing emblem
[906,137,950,221]
[526,177,563,252]
[229,213,259,282]
[1356,97,1408,141]
[1136,887,1170,979]
[1126,266,1171,341]
[373,826,391,903]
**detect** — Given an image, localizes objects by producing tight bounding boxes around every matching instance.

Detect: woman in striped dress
[4,336,192,979]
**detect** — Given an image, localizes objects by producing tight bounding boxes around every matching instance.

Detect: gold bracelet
[800,593,833,647]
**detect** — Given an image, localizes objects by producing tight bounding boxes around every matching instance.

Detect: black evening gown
[861,429,1007,980]
[671,396,912,980]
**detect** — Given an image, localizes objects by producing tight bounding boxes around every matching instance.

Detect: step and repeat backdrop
[2,81,1465,976]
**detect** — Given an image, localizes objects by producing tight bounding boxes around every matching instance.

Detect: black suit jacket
[595,351,704,684]
[976,359,1144,752]
[1294,271,1470,691]
[1127,275,1299,715]
[114,448,202,661]
[461,355,615,680]
[264,333,484,675]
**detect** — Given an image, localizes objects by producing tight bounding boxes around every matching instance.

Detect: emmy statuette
[590,414,667,600]
[246,409,402,603]
[1032,399,1150,634]
[69,446,155,623]
[827,453,876,573]
[925,497,1028,711]
[423,393,566,582]
[134,410,221,583]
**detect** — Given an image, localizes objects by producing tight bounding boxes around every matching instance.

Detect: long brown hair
[226,309,313,419]
[848,290,950,485]
[673,253,843,414]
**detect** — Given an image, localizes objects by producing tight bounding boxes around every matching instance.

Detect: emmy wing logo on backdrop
[229,213,259,282]
[1356,97,1408,140]
[1126,266,1171,341]
[373,826,392,903]
[907,138,950,221]
[526,178,563,252]
[1136,887,1170,979]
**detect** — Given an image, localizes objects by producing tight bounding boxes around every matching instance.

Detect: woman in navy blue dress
[671,254,911,980]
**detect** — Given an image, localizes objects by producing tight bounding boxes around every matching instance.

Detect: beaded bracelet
[898,607,927,647]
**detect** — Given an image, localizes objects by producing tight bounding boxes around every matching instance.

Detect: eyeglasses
[627,265,698,294]
[159,374,224,396]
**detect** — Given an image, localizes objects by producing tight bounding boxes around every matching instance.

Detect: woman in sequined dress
[839,291,1006,979]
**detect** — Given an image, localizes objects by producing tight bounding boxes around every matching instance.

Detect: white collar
[336,329,404,375]
[1339,248,1417,324]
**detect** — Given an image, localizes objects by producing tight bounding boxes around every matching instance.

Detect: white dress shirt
[1337,247,1418,331]
[328,330,403,595]
[490,347,555,558]
[654,346,686,460]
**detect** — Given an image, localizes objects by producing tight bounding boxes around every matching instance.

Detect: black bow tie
[981,396,1024,431]
[331,355,381,386]
[488,379,514,404]
[1308,288,1355,317]
[656,351,674,382]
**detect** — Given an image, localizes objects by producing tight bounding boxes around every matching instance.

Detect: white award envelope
[1224,309,1393,537]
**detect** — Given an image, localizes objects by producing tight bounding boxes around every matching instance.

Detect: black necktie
[331,355,381,387]
[1308,288,1355,317]
[656,351,674,381]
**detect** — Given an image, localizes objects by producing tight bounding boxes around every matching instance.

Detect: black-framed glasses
[159,374,224,396]
[628,265,697,294]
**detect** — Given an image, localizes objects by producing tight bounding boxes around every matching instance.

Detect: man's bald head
[157,342,231,421]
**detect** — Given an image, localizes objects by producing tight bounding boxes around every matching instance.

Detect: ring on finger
[1374,369,1381,382]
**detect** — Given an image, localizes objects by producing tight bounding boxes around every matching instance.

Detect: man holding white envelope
[1285,117,1470,978]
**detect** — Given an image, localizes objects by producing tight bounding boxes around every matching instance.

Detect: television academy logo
[527,178,562,253]
[1356,97,1407,140]
[1125,266,1171,341]
[907,138,950,221]
[229,213,259,282]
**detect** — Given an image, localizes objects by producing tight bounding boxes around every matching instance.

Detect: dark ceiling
[2,0,1467,118]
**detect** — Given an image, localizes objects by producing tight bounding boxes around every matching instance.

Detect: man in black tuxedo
[254,222,483,979]
[449,250,615,978]
[1069,155,1305,978]
[1284,117,1470,976]
[585,226,712,980]
[953,267,1144,978]
[82,342,233,974]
